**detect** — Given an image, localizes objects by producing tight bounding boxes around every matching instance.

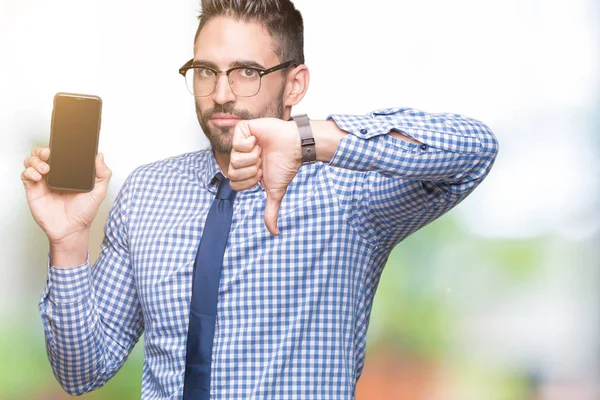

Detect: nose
[212,73,236,105]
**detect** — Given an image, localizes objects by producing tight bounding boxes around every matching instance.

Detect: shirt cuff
[42,251,92,304]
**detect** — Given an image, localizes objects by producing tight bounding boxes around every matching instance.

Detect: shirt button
[360,128,368,134]
[420,144,428,151]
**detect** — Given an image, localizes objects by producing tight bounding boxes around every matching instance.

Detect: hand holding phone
[21,93,113,249]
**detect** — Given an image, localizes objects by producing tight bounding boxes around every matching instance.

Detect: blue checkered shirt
[38,107,498,399]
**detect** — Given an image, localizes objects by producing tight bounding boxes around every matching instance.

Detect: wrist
[49,231,90,268]
[49,229,90,249]
[291,114,316,165]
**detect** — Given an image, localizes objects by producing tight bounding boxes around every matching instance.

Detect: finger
[232,121,257,152]
[30,147,50,161]
[230,145,262,169]
[21,166,42,185]
[232,135,256,153]
[264,190,285,236]
[23,155,35,168]
[21,164,52,197]
[24,146,49,167]
[228,161,261,184]
[229,168,263,192]
[23,155,50,175]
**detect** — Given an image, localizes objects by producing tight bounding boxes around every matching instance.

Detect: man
[21,0,498,399]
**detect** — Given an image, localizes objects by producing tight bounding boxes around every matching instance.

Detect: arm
[38,173,144,395]
[310,119,423,162]
[314,107,499,247]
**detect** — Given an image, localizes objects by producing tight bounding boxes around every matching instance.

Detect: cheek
[195,97,206,111]
[252,83,284,112]
[260,77,285,97]
[234,98,266,117]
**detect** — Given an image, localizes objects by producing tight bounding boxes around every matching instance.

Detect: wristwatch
[291,113,316,165]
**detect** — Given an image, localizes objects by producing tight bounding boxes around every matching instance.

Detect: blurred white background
[1,0,598,399]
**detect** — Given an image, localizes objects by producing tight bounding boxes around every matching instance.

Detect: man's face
[193,16,287,154]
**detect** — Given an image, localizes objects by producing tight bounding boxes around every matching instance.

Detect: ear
[283,64,310,107]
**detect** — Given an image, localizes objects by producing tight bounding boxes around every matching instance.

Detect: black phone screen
[48,93,102,192]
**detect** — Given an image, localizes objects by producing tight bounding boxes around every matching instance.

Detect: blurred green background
[2,0,599,399]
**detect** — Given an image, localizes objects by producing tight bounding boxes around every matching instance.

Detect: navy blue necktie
[183,174,237,399]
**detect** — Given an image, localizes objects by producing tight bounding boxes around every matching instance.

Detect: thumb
[91,153,112,197]
[95,153,111,181]
[264,191,284,236]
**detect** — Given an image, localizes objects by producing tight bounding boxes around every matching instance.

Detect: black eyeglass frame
[178,59,298,97]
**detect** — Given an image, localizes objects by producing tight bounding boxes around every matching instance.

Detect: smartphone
[47,92,102,192]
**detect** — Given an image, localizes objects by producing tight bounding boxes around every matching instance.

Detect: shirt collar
[204,148,222,188]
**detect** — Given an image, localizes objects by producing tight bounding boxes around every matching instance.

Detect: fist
[229,118,302,236]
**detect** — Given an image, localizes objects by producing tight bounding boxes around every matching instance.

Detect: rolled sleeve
[324,107,499,247]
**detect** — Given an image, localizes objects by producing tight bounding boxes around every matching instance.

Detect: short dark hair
[194,0,305,65]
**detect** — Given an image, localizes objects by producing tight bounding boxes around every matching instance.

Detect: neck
[213,148,230,178]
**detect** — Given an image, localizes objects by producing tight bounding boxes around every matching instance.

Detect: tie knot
[216,177,237,200]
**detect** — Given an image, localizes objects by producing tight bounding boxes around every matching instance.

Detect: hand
[21,147,113,245]
[229,118,302,236]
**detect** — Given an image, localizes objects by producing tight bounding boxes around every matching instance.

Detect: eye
[196,68,216,78]
[239,68,258,78]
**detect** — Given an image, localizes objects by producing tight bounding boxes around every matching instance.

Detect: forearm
[310,120,421,163]
[319,108,498,187]
[39,258,112,395]
[319,107,499,245]
[39,255,143,395]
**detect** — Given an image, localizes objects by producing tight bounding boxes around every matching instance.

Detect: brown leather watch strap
[291,113,316,164]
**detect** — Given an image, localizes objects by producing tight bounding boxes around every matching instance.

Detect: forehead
[194,16,279,66]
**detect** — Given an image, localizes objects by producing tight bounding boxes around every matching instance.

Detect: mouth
[210,114,242,127]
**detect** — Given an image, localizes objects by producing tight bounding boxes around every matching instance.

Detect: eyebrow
[192,59,267,70]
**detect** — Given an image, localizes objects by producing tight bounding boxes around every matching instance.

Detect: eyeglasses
[178,59,297,97]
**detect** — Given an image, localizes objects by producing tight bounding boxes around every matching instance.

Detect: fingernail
[39,164,48,172]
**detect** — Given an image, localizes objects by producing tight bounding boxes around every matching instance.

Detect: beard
[195,85,285,154]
